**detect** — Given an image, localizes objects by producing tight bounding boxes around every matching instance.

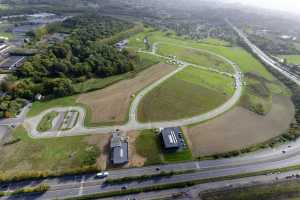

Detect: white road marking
[78,176,85,196]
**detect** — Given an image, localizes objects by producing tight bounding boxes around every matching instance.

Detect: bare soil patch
[77,64,176,124]
[187,95,295,157]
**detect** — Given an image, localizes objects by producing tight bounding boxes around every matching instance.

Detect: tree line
[0,14,140,118]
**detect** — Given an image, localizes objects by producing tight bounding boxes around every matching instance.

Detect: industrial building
[110,131,128,165]
[160,127,185,150]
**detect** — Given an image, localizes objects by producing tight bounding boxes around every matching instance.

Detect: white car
[96,171,109,178]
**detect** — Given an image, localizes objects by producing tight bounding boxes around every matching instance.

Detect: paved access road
[24,43,242,138]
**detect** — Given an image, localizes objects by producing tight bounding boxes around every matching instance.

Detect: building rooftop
[111,142,128,165]
[160,127,182,149]
[110,131,128,165]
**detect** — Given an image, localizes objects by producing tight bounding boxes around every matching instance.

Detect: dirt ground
[77,64,176,124]
[86,134,111,170]
[186,95,295,157]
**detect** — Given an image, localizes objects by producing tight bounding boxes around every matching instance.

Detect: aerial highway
[2,133,300,199]
[227,20,300,86]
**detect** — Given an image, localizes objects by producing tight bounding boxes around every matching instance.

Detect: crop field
[0,126,110,174]
[187,95,294,157]
[77,63,176,126]
[138,66,233,122]
[157,43,234,73]
[279,55,300,64]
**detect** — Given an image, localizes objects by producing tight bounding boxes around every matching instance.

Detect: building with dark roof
[110,131,128,165]
[160,127,183,150]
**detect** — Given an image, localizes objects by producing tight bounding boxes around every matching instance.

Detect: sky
[222,0,300,15]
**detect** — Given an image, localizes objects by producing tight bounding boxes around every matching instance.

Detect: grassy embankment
[0,126,100,174]
[135,129,192,165]
[138,66,234,122]
[201,180,300,200]
[0,22,14,40]
[279,55,300,65]
[36,111,58,132]
[157,43,234,73]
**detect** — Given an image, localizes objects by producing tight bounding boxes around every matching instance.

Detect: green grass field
[135,130,163,165]
[157,43,234,73]
[144,32,290,114]
[27,96,77,117]
[37,111,58,132]
[146,31,274,80]
[201,180,300,200]
[0,4,9,10]
[135,129,193,165]
[138,66,233,122]
[162,132,192,163]
[0,126,100,174]
[200,37,231,47]
[279,55,300,65]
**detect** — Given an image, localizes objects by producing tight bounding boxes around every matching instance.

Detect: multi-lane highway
[227,20,300,86]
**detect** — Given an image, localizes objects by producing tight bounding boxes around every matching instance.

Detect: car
[95,171,109,178]
[121,186,127,190]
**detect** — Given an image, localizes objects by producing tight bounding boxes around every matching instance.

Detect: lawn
[27,96,77,117]
[135,129,163,165]
[147,31,274,81]
[37,111,58,132]
[162,132,192,163]
[201,180,300,200]
[135,129,193,165]
[279,55,300,65]
[200,37,231,47]
[0,126,101,174]
[157,43,234,73]
[145,31,291,115]
[0,4,9,10]
[138,66,233,122]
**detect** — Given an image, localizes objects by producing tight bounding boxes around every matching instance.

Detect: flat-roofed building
[160,127,183,150]
[110,131,128,165]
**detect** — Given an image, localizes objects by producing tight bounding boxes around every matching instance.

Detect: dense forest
[0,15,141,118]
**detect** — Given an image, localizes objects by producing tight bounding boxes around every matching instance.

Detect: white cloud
[223,0,300,15]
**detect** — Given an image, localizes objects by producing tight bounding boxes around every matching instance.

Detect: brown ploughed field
[77,64,176,124]
[187,95,295,157]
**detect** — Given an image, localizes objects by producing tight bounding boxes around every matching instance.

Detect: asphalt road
[0,103,31,126]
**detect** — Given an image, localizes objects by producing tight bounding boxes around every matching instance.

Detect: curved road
[24,42,242,138]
